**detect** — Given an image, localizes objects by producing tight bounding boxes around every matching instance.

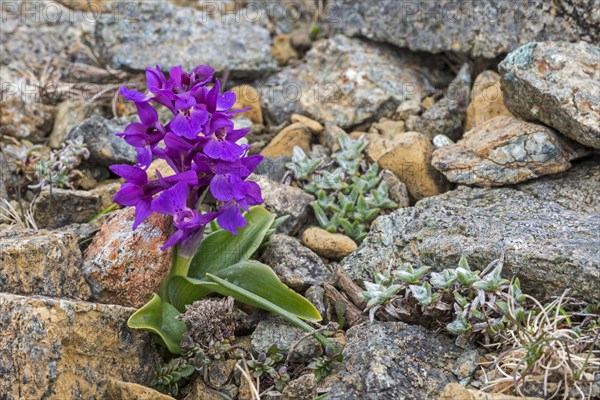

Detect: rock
[291,114,324,134]
[395,98,422,121]
[517,157,600,215]
[249,175,314,235]
[302,227,357,261]
[0,229,91,299]
[336,0,599,59]
[340,185,600,301]
[304,285,327,319]
[499,41,600,149]
[378,132,450,200]
[411,64,471,141]
[261,122,311,158]
[465,71,512,132]
[54,0,117,12]
[322,123,347,152]
[290,27,313,53]
[251,317,322,363]
[328,322,464,399]
[439,383,542,400]
[182,378,226,400]
[90,179,122,209]
[370,118,405,137]
[0,293,161,399]
[49,100,103,148]
[364,132,405,163]
[0,96,55,142]
[272,33,299,65]
[433,116,588,186]
[95,1,277,78]
[105,379,175,400]
[147,158,176,180]
[380,169,410,208]
[33,187,102,229]
[231,85,263,125]
[433,134,455,149]
[253,156,291,183]
[82,207,173,308]
[262,35,429,129]
[282,373,318,399]
[261,234,332,291]
[452,350,480,380]
[66,115,136,167]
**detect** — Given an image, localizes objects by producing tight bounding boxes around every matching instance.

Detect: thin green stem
[159,246,193,302]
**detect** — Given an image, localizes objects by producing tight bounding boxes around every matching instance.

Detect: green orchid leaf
[188,206,275,279]
[167,276,213,312]
[127,293,186,354]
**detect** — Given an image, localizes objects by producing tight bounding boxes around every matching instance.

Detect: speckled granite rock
[82,207,173,308]
[335,0,599,59]
[33,187,102,229]
[251,317,322,363]
[95,1,277,78]
[499,41,600,149]
[432,116,588,186]
[261,234,332,291]
[65,115,136,167]
[261,34,430,129]
[341,183,600,301]
[0,293,161,400]
[410,63,471,141]
[105,379,175,400]
[328,322,464,399]
[465,71,512,132]
[0,229,91,300]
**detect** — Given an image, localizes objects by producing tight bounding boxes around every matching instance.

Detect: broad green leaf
[188,206,275,279]
[127,293,186,354]
[208,261,322,321]
[168,275,213,312]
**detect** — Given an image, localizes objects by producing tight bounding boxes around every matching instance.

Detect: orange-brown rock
[231,84,263,124]
[464,71,512,132]
[261,122,311,158]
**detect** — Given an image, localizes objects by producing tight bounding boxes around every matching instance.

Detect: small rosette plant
[111,65,325,353]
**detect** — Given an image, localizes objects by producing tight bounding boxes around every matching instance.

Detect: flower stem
[158,246,193,302]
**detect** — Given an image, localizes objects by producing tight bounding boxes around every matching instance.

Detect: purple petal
[146,65,167,92]
[206,79,221,111]
[217,202,247,234]
[210,173,243,201]
[241,154,263,176]
[204,138,245,162]
[170,113,197,139]
[120,86,150,102]
[161,229,185,250]
[217,91,236,111]
[168,65,185,90]
[151,182,189,215]
[136,147,153,169]
[210,116,234,134]
[191,65,215,86]
[109,164,148,185]
[113,183,144,206]
[226,128,250,142]
[189,107,209,130]
[136,102,158,126]
[163,170,199,187]
[243,180,263,205]
[132,199,153,230]
[174,93,196,110]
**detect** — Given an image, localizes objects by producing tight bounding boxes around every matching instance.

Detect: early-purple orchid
[111,64,263,256]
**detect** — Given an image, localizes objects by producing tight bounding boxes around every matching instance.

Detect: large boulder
[94,1,277,78]
[499,41,600,149]
[0,293,161,400]
[261,34,432,129]
[335,0,599,59]
[341,159,600,301]
[328,322,467,399]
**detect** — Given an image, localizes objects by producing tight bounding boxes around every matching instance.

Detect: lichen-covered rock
[341,184,600,301]
[336,0,599,59]
[465,71,512,132]
[282,373,318,400]
[328,322,464,399]
[49,100,103,148]
[95,1,277,78]
[0,229,91,300]
[0,293,161,400]
[249,175,314,235]
[33,187,103,229]
[251,317,322,363]
[499,41,600,149]
[261,123,311,158]
[432,116,588,186]
[65,115,136,167]
[82,207,173,308]
[378,132,450,200]
[261,234,332,291]
[410,63,471,141]
[302,227,357,261]
[261,35,430,129]
[0,95,56,142]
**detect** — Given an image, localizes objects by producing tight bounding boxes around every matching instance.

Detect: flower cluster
[110,65,263,253]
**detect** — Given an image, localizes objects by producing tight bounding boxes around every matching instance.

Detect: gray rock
[499,41,600,149]
[282,373,318,400]
[304,284,327,319]
[411,63,471,141]
[380,169,410,209]
[95,1,277,79]
[328,322,464,400]
[33,187,102,230]
[341,185,600,302]
[0,94,56,143]
[261,35,431,129]
[335,0,599,59]
[49,100,103,148]
[66,115,136,167]
[249,175,314,235]
[0,229,91,300]
[517,157,600,215]
[0,293,161,399]
[251,316,322,363]
[432,115,588,186]
[254,156,291,183]
[262,234,332,292]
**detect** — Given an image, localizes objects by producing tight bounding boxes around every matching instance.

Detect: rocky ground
[1,1,599,399]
